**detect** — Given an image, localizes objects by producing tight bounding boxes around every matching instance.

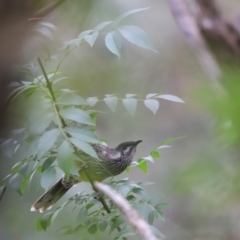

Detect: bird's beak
[134,140,142,146]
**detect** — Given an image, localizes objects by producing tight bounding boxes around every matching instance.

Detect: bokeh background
[1,0,240,239]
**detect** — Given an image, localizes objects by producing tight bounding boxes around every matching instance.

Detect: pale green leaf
[148,210,155,225]
[41,166,56,190]
[98,221,108,232]
[57,140,75,177]
[9,173,22,195]
[57,92,87,105]
[0,138,17,158]
[88,224,97,234]
[86,97,98,106]
[118,25,156,52]
[42,156,56,172]
[65,127,100,143]
[126,94,136,98]
[36,129,60,156]
[84,31,99,47]
[146,93,158,99]
[77,208,88,225]
[0,185,6,201]
[78,30,92,39]
[156,94,184,103]
[144,99,159,114]
[122,98,137,116]
[59,108,94,125]
[113,7,150,26]
[103,96,118,112]
[70,138,97,159]
[93,21,112,32]
[105,31,122,58]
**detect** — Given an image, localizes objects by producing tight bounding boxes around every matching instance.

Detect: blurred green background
[1,0,240,239]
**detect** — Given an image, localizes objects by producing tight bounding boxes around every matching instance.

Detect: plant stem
[37,57,66,128]
[37,56,127,240]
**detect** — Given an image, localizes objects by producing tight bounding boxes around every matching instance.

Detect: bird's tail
[31,176,73,213]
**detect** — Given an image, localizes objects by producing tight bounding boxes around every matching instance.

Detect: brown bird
[31,140,142,212]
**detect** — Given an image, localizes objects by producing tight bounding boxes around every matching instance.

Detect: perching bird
[31,140,142,212]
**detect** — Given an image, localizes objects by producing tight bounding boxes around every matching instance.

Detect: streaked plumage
[31,140,142,212]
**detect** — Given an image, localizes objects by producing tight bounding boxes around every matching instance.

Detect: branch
[38,57,127,240]
[95,182,160,240]
[167,0,221,81]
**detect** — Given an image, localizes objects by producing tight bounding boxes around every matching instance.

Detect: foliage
[0,7,184,239]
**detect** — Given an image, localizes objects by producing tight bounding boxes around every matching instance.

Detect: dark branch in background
[195,0,240,58]
[0,0,66,132]
[95,182,160,240]
[167,0,221,81]
[38,57,127,240]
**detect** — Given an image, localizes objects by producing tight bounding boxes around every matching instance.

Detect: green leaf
[19,162,29,177]
[36,217,43,231]
[117,226,135,239]
[59,108,94,125]
[84,31,99,47]
[118,25,156,52]
[9,173,22,195]
[29,112,55,135]
[98,221,108,232]
[137,159,148,173]
[11,128,26,143]
[132,187,146,195]
[142,156,154,163]
[146,93,158,99]
[110,217,124,233]
[156,94,184,103]
[52,77,69,85]
[57,140,75,177]
[78,30,92,39]
[65,127,100,143]
[144,99,159,114]
[126,94,137,98]
[105,31,122,58]
[88,224,97,234]
[154,210,165,221]
[70,138,98,159]
[41,166,56,190]
[104,96,118,112]
[148,210,155,225]
[42,156,56,172]
[93,21,112,32]
[20,171,34,195]
[113,7,150,26]
[10,162,22,173]
[122,98,137,116]
[86,97,98,106]
[155,203,168,210]
[156,136,184,148]
[57,92,87,105]
[40,212,53,231]
[150,225,165,237]
[36,129,60,156]
[0,185,6,201]
[0,138,17,158]
[150,150,160,159]
[77,207,88,225]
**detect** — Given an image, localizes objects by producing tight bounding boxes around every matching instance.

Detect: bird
[31,140,142,212]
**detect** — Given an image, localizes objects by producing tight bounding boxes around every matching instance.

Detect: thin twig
[95,182,160,240]
[83,168,127,240]
[37,57,127,240]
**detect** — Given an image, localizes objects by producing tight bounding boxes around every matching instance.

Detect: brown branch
[195,0,240,58]
[167,0,221,81]
[95,182,160,240]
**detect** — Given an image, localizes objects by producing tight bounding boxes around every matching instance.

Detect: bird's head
[115,140,142,160]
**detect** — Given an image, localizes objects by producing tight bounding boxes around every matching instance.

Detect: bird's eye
[123,147,130,155]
